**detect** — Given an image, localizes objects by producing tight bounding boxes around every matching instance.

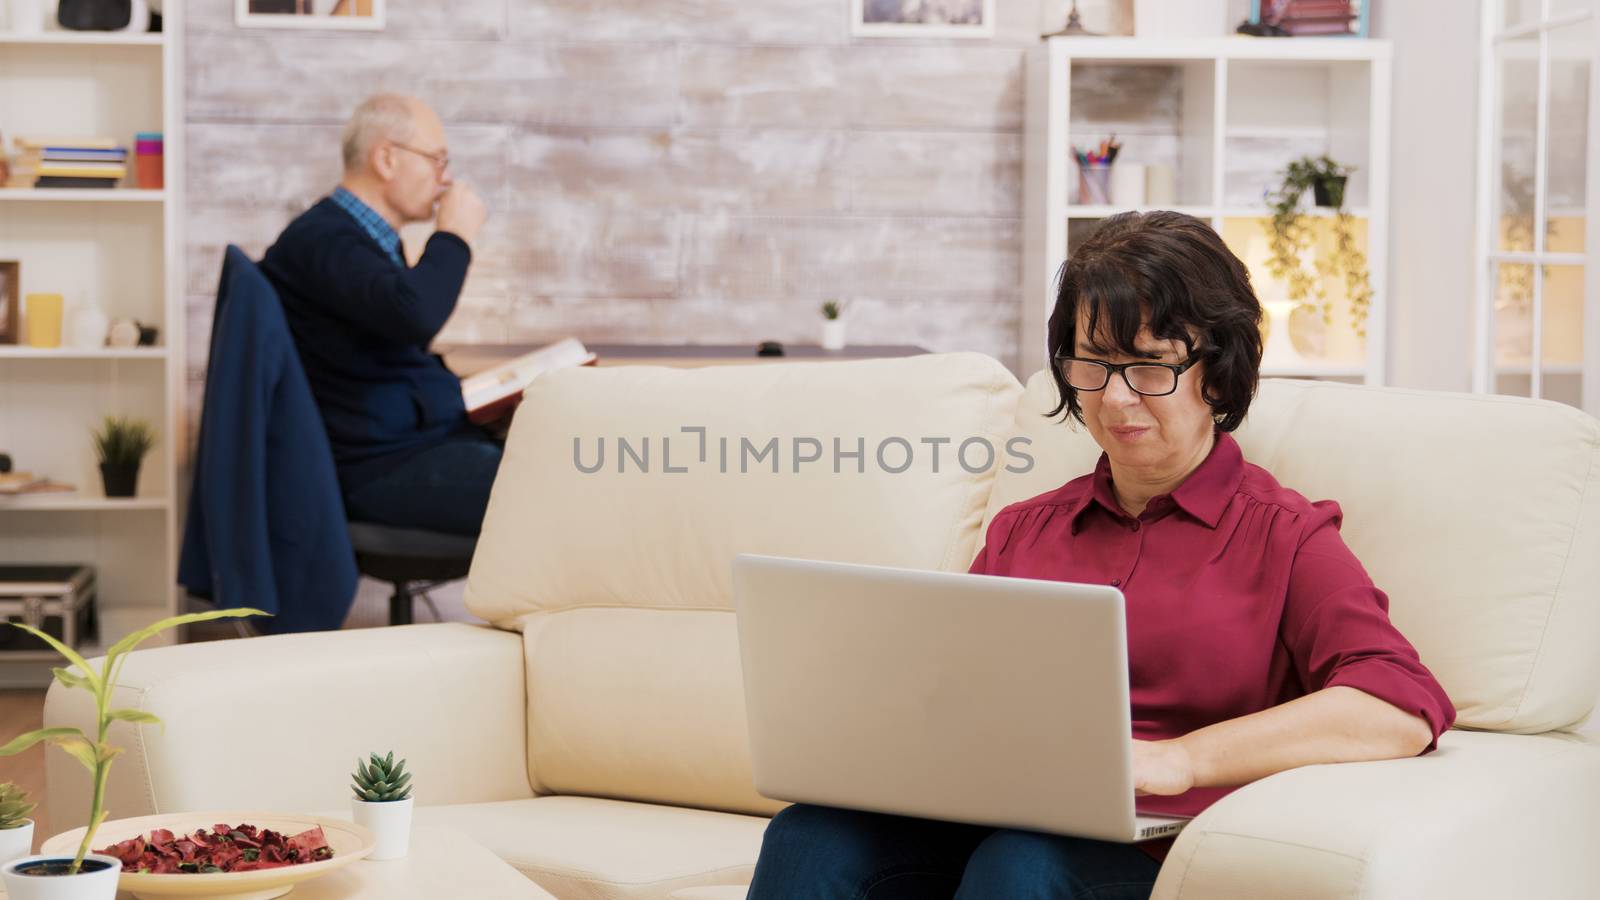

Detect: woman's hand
[1131,738,1195,796]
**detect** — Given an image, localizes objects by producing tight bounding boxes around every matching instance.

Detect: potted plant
[350,752,413,861]
[0,607,264,899]
[90,416,155,499]
[820,300,846,351]
[1262,155,1374,341]
[0,784,36,867]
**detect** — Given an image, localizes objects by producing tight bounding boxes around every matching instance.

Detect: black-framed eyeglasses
[391,141,451,173]
[1054,354,1201,397]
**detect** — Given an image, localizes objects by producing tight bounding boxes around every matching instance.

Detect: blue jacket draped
[177,246,358,633]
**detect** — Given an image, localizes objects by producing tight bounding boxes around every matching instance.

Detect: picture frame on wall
[0,261,18,345]
[236,0,385,31]
[852,0,996,38]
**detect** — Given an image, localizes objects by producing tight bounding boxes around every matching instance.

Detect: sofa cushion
[523,608,785,816]
[413,796,768,900]
[468,353,1025,808]
[469,352,1023,622]
[987,374,1600,733]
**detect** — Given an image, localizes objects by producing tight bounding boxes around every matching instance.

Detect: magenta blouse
[968,432,1455,820]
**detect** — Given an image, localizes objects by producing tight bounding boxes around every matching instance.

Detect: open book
[461,337,597,425]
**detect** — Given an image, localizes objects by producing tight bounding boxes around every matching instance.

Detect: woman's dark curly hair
[1046,211,1263,433]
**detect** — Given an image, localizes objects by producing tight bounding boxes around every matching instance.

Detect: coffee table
[0,825,554,899]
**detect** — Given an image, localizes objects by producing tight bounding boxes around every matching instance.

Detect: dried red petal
[98,822,334,874]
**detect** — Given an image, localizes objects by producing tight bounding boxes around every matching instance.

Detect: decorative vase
[820,320,846,351]
[0,821,34,867]
[0,854,122,900]
[1287,303,1328,359]
[351,797,412,861]
[68,306,107,350]
[6,0,47,34]
[98,462,138,498]
[1312,176,1347,208]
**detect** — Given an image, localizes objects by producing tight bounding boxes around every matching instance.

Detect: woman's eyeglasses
[1054,355,1200,397]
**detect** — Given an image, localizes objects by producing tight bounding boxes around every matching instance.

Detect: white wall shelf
[0,497,168,512]
[0,189,165,203]
[1024,36,1393,384]
[0,31,165,47]
[0,9,184,677]
[1067,205,1373,220]
[0,347,166,360]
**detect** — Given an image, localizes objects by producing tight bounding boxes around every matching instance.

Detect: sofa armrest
[44,623,531,831]
[1153,729,1600,899]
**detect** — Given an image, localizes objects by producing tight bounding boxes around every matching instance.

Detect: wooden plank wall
[181,1,1147,429]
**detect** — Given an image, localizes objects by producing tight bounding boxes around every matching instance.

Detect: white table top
[2,824,554,899]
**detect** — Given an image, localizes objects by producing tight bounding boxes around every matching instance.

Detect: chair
[182,245,477,630]
[347,522,477,626]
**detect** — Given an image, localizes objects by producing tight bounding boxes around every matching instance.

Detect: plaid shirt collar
[330,186,404,269]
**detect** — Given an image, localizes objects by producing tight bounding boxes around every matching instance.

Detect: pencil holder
[1077,161,1113,205]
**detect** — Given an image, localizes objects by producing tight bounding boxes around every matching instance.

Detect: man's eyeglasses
[391,141,450,173]
[1054,354,1201,397]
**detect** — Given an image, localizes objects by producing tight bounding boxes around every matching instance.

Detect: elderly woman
[745,211,1455,899]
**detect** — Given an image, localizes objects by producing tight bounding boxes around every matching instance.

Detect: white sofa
[45,354,1600,898]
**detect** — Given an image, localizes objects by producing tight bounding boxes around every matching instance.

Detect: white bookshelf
[1023,36,1393,383]
[0,188,166,202]
[0,14,185,686]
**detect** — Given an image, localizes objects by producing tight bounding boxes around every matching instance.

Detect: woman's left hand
[1131,738,1196,796]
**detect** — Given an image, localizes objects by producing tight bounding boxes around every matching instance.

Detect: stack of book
[10,137,129,189]
[1276,0,1360,36]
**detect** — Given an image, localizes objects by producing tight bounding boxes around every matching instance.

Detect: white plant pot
[0,820,34,866]
[6,0,48,34]
[820,319,846,351]
[0,853,122,900]
[351,797,412,861]
[117,0,149,33]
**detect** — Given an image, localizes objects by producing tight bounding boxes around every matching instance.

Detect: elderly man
[260,94,495,536]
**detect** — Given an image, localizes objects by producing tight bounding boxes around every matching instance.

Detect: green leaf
[105,709,164,729]
[8,625,98,688]
[105,608,270,659]
[51,667,93,692]
[53,736,100,773]
[0,727,84,757]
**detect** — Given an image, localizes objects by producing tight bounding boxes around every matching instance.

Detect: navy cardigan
[259,198,473,489]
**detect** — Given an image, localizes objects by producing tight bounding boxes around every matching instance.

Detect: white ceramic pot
[820,319,846,351]
[0,820,34,866]
[350,797,412,861]
[117,0,148,33]
[0,853,122,900]
[6,0,48,34]
[69,306,108,350]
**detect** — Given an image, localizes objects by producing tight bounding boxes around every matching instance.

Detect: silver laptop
[732,554,1189,843]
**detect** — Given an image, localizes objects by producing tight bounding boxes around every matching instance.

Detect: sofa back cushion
[987,374,1600,733]
[468,353,1023,814]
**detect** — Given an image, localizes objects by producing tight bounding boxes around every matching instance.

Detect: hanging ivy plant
[1261,155,1374,338]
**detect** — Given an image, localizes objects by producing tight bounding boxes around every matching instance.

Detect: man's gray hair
[341,94,417,173]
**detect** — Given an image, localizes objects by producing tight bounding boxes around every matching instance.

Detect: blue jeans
[343,431,503,536]
[746,805,1161,900]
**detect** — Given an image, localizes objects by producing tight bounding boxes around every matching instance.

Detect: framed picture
[852,0,996,38]
[0,261,18,345]
[236,0,385,31]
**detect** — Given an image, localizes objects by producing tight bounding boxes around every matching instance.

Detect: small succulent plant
[0,783,34,830]
[351,751,412,803]
[821,300,842,321]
